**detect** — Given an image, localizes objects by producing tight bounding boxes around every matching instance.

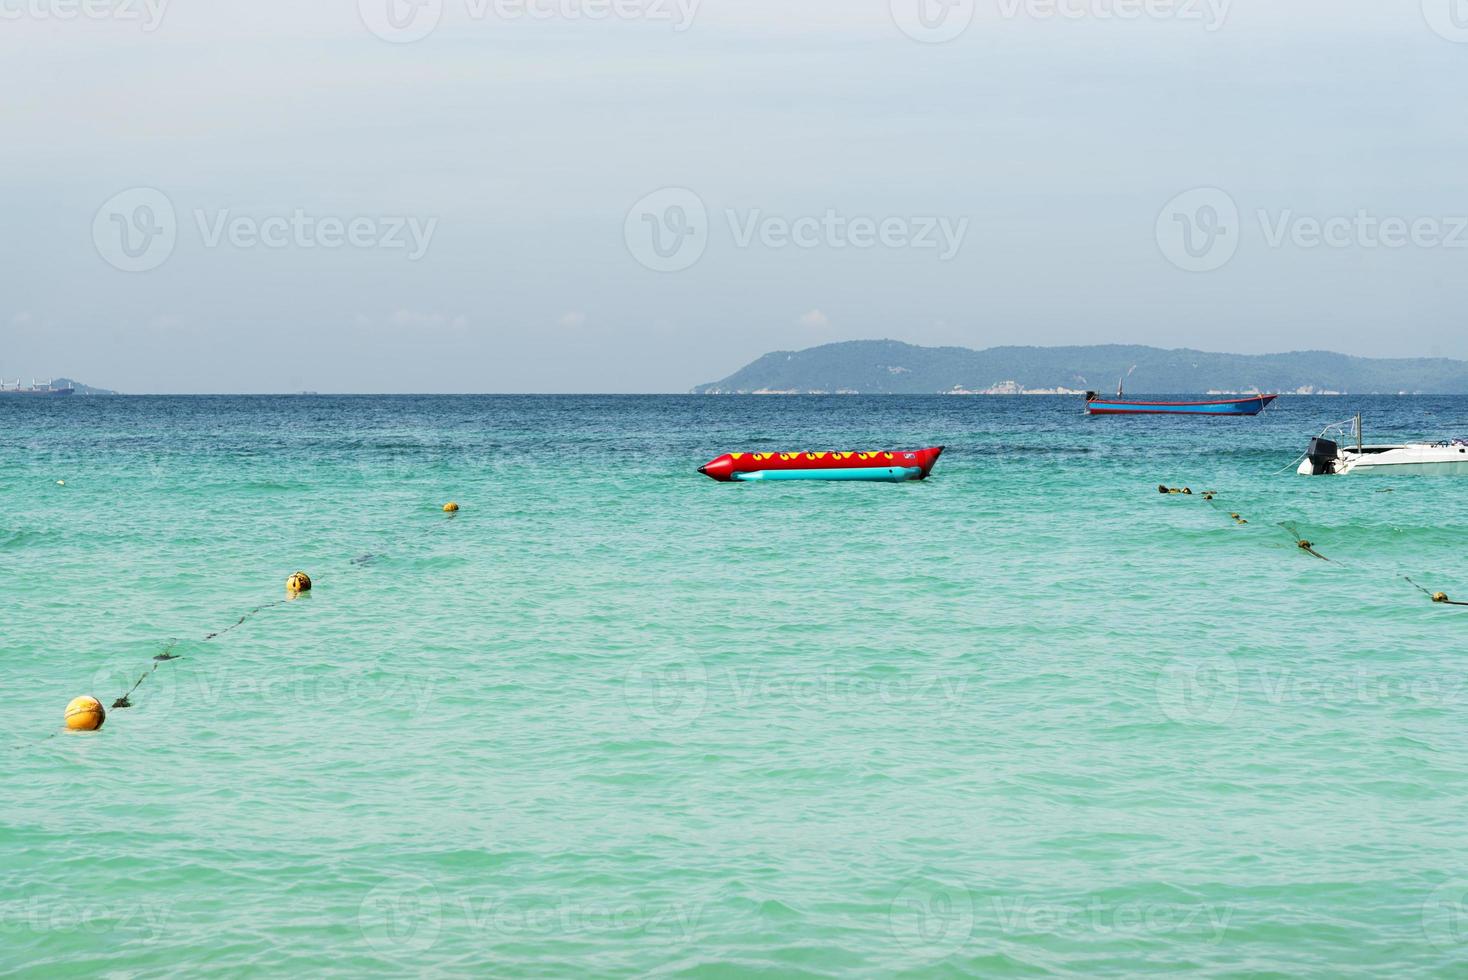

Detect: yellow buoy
[286,571,313,594]
[1434,592,1451,604]
[64,696,106,732]
[443,502,460,513]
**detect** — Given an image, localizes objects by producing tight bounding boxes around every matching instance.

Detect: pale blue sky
[2,0,1465,392]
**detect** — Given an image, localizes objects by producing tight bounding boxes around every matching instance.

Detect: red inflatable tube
[699,447,945,482]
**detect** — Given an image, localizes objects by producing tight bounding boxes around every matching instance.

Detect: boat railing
[1314,417,1358,440]
[1313,415,1366,454]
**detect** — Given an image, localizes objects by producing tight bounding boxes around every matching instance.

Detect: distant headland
[53,378,116,395]
[692,341,1468,395]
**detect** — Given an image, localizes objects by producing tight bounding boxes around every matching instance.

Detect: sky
[2,0,1466,393]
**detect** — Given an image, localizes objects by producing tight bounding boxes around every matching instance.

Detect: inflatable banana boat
[699,447,945,483]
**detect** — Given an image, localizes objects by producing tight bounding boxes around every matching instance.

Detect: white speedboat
[1298,415,1468,476]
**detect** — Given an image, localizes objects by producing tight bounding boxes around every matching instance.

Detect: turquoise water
[3,395,1467,977]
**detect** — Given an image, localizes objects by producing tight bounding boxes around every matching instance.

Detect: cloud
[11,311,33,327]
[389,309,468,331]
[559,311,587,328]
[351,310,470,337]
[798,309,831,329]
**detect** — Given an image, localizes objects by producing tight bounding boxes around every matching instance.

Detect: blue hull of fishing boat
[1087,395,1277,416]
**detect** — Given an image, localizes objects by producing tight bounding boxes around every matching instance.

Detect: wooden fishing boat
[1084,391,1277,416]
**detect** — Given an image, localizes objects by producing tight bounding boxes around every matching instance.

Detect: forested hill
[692,341,1468,395]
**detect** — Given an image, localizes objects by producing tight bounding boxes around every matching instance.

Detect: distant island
[53,378,118,395]
[692,341,1468,395]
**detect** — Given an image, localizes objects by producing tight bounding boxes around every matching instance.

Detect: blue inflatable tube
[732,466,925,483]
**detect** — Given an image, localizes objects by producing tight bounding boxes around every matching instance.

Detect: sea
[2,394,1466,977]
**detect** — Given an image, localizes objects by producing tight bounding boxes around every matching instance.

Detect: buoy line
[25,503,467,740]
[1176,485,1460,606]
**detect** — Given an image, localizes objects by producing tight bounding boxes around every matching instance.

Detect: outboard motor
[1301,437,1340,476]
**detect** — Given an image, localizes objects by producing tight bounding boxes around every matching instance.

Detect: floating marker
[64,696,105,732]
[443,502,460,513]
[286,571,313,595]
